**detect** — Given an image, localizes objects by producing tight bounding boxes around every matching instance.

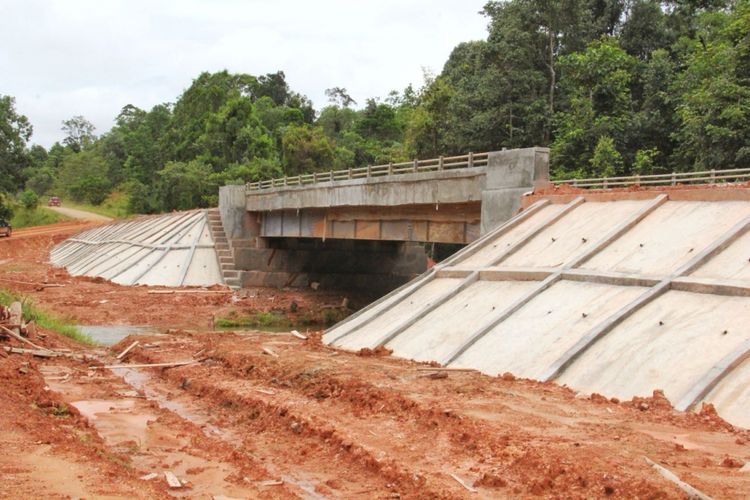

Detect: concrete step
[223,270,240,279]
[215,243,229,251]
[216,249,232,258]
[219,257,234,264]
[231,239,255,248]
[224,277,241,287]
[215,237,228,245]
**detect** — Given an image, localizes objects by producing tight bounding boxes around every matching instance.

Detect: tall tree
[61,115,96,152]
[0,95,32,193]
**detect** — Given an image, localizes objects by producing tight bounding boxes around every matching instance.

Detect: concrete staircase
[206,208,241,289]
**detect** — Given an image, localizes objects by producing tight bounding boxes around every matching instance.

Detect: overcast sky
[1,0,489,148]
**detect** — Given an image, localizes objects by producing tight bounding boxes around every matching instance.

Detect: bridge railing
[554,167,750,189]
[246,152,490,191]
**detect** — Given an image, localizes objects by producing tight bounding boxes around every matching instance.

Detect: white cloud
[0,0,489,147]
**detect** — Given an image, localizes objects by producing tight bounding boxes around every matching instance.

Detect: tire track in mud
[41,359,295,499]
[125,333,689,498]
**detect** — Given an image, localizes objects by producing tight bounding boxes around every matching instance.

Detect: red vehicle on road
[48,196,61,207]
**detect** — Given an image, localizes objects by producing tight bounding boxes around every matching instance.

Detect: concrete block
[480,187,531,234]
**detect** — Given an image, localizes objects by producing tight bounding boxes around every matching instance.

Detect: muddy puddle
[78,325,160,346]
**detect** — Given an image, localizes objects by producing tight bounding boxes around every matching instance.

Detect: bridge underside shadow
[235,237,431,293]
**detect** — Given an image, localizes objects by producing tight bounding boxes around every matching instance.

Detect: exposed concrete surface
[582,200,750,276]
[50,210,223,287]
[557,290,750,404]
[452,281,647,379]
[324,190,750,428]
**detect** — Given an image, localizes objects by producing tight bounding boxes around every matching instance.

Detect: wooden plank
[163,470,182,488]
[9,302,22,335]
[116,340,140,360]
[4,346,57,358]
[0,324,53,353]
[449,473,477,493]
[94,360,198,370]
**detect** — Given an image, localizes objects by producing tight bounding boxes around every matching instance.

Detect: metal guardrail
[555,167,750,188]
[246,152,489,191]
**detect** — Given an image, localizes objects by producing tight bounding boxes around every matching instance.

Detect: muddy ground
[1,222,749,498]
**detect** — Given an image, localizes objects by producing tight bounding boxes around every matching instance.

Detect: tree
[18,189,39,209]
[590,135,623,176]
[156,160,216,211]
[325,87,357,108]
[62,115,96,152]
[25,168,55,195]
[0,95,32,193]
[200,96,275,169]
[551,38,637,176]
[0,193,14,221]
[621,0,672,59]
[281,124,336,175]
[671,4,750,170]
[56,148,111,204]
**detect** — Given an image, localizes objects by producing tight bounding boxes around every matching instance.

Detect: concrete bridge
[218,147,549,291]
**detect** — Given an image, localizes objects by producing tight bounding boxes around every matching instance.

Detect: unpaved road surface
[0,222,749,498]
[48,204,114,222]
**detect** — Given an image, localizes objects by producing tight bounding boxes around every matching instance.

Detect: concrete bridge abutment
[218,147,549,291]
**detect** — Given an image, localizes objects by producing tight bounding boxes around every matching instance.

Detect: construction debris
[93,360,199,370]
[290,330,307,340]
[163,470,182,488]
[116,340,140,360]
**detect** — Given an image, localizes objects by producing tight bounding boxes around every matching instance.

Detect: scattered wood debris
[147,289,232,295]
[257,479,284,487]
[93,360,199,370]
[290,329,308,340]
[262,346,279,358]
[449,473,477,493]
[116,340,140,360]
[163,470,182,488]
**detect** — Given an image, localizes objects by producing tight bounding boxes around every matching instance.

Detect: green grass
[215,311,292,329]
[0,289,94,345]
[215,307,349,330]
[63,191,132,219]
[10,207,71,229]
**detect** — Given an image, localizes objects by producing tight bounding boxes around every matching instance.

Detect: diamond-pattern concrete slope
[324,189,750,428]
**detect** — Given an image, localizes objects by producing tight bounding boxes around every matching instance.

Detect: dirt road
[0,223,749,498]
[47,205,113,222]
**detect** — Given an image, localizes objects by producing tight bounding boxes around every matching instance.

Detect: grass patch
[10,207,71,229]
[63,191,132,219]
[215,307,348,330]
[215,311,292,329]
[0,289,94,345]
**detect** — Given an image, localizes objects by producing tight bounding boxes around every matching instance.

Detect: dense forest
[1,0,749,216]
